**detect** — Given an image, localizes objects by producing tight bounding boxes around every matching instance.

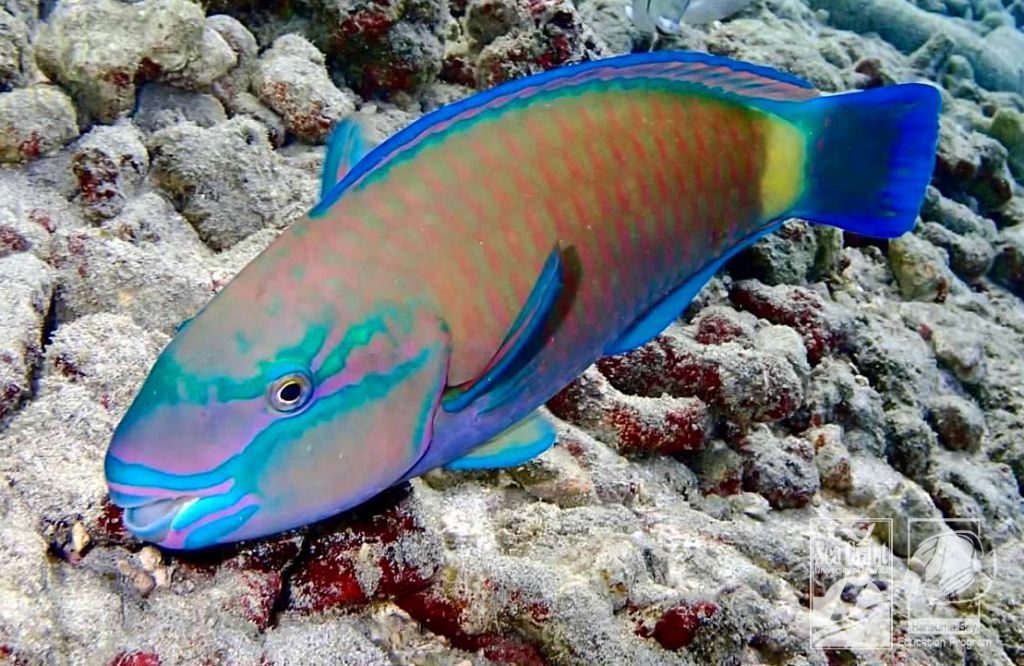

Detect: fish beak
[122,496,197,540]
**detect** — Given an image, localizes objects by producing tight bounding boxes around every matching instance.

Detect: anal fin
[442,244,565,413]
[445,410,556,470]
[604,222,783,355]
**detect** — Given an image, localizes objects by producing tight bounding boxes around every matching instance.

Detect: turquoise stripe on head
[104,282,452,549]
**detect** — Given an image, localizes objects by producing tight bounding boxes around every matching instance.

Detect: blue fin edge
[445,411,557,470]
[604,221,784,355]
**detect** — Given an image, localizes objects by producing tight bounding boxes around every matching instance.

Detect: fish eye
[268,371,313,412]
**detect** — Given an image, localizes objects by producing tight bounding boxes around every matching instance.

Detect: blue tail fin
[789,83,942,238]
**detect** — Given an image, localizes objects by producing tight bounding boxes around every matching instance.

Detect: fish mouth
[123,496,197,537]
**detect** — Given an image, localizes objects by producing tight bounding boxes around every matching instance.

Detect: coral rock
[694,439,744,496]
[0,8,28,90]
[70,122,149,220]
[35,0,224,122]
[148,116,316,250]
[40,313,167,416]
[0,85,79,163]
[730,279,851,364]
[474,0,598,88]
[692,305,756,346]
[253,34,358,144]
[888,233,954,302]
[133,83,227,134]
[884,407,938,481]
[598,329,804,426]
[316,0,448,98]
[934,117,1014,212]
[991,224,1024,297]
[738,427,820,509]
[0,253,53,421]
[52,226,212,334]
[809,425,853,491]
[925,455,1023,547]
[288,496,441,613]
[548,366,712,455]
[638,600,719,651]
[466,0,530,45]
[926,394,985,452]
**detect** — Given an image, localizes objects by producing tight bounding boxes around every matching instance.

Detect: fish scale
[396,88,774,467]
[397,87,760,387]
[103,51,941,549]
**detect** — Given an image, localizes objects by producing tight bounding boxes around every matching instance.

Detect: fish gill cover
[0,0,1023,664]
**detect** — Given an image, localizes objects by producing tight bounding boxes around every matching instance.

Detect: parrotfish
[104,50,941,550]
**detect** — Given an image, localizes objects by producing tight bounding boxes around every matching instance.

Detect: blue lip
[183,505,260,550]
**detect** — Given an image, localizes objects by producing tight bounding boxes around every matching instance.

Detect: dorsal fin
[317,113,379,204]
[310,51,820,216]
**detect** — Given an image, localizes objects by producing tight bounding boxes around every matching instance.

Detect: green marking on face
[133,319,333,428]
[267,295,285,318]
[291,265,307,280]
[123,352,267,428]
[235,331,253,355]
[314,317,389,383]
[258,323,330,372]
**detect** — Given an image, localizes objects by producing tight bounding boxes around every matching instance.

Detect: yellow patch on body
[758,115,807,219]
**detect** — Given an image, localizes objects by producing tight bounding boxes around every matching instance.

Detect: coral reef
[1,0,1023,664]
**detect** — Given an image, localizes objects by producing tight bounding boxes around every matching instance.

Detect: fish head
[103,246,451,550]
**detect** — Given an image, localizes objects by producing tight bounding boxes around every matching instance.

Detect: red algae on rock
[693,305,757,345]
[235,570,284,631]
[635,600,719,651]
[287,497,441,613]
[729,280,851,365]
[548,366,712,455]
[597,328,803,425]
[395,584,550,666]
[90,501,128,545]
[109,652,162,666]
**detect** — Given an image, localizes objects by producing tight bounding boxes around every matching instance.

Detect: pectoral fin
[442,244,565,413]
[445,410,557,470]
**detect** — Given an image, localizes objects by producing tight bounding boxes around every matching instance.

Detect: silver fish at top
[625,0,691,38]
[626,0,754,42]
